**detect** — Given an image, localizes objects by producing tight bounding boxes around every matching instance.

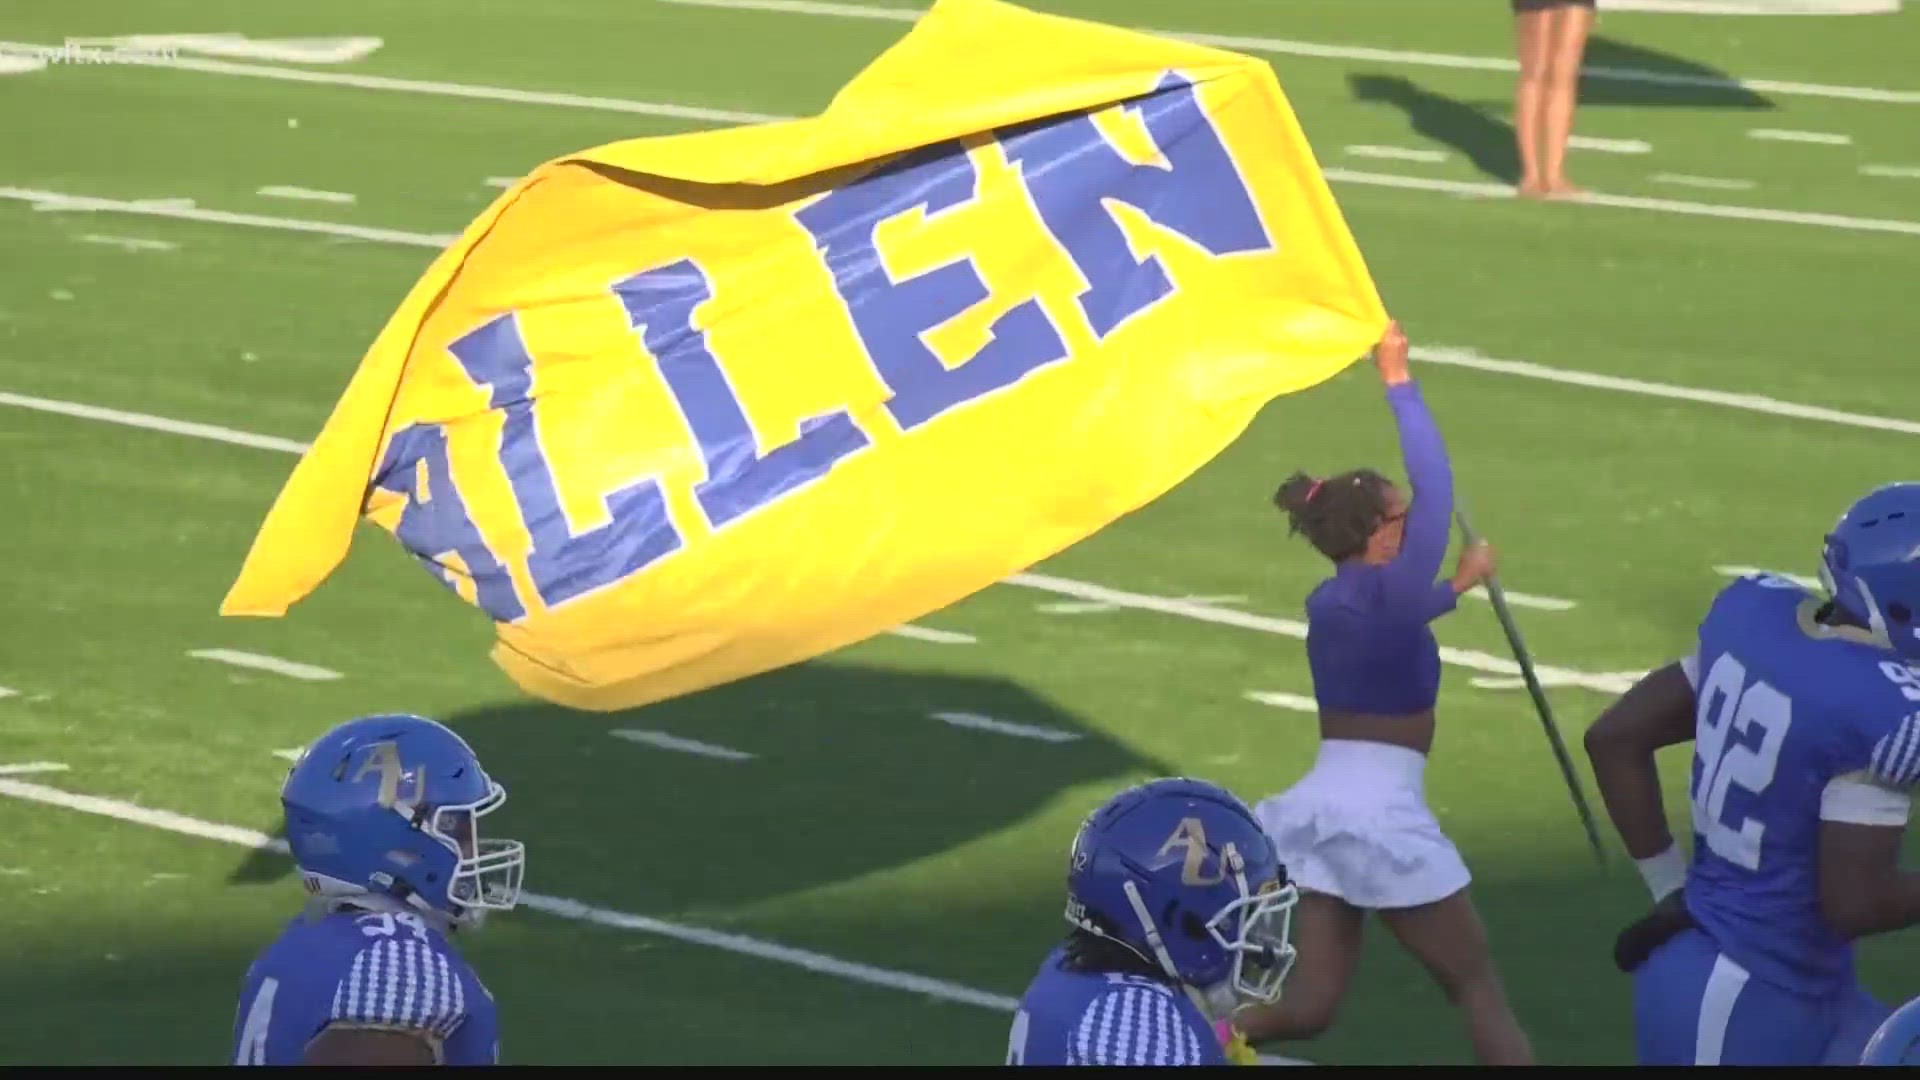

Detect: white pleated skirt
[1253,738,1471,910]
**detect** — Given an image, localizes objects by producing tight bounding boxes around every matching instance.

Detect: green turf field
[2,0,1918,1065]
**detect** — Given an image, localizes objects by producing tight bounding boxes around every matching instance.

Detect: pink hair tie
[1305,479,1324,503]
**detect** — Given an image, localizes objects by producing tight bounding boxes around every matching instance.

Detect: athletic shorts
[1633,927,1889,1065]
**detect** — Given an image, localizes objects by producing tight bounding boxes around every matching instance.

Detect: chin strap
[1122,879,1227,1020]
[1854,579,1897,650]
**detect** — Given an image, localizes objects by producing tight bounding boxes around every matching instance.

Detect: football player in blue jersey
[232,714,525,1065]
[1007,777,1299,1066]
[1584,482,1920,1065]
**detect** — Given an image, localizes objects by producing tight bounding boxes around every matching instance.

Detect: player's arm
[1372,325,1461,617]
[304,1026,441,1065]
[1584,660,1696,899]
[1819,714,1920,936]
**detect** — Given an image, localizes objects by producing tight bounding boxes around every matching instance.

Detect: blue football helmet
[1065,777,1298,1016]
[1862,995,1920,1064]
[282,714,524,927]
[1821,483,1920,660]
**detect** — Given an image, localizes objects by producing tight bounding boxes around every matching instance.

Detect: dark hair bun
[1273,471,1320,515]
[1272,467,1391,562]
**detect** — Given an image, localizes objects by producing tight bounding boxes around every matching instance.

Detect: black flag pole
[1454,503,1607,868]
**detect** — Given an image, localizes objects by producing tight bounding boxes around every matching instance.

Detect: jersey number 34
[1692,652,1794,872]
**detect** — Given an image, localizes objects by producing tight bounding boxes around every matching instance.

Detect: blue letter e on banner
[1001,72,1272,341]
[795,142,1070,433]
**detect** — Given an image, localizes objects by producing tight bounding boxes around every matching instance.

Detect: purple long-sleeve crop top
[1303,380,1457,716]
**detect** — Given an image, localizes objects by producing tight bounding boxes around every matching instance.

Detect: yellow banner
[220,0,1387,711]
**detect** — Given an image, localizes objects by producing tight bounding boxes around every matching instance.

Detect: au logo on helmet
[348,741,426,809]
[1156,816,1241,886]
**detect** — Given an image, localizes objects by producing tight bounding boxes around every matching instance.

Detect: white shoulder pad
[1069,985,1209,1066]
[1820,771,1912,827]
[330,938,469,1039]
[1869,713,1920,789]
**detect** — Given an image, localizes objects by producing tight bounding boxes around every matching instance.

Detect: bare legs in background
[1514,2,1596,199]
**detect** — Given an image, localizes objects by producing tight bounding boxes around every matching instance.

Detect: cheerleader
[1234,322,1533,1065]
[1512,0,1597,199]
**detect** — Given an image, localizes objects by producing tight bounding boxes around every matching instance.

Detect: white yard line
[651,0,1920,105]
[63,33,386,65]
[257,185,356,204]
[1038,594,1245,616]
[1651,173,1758,192]
[929,711,1082,743]
[610,728,756,761]
[1470,672,1648,691]
[188,648,342,681]
[1037,600,1127,615]
[1748,128,1853,145]
[0,389,315,453]
[0,762,70,776]
[887,624,977,644]
[1343,145,1446,164]
[1862,165,1920,179]
[34,195,195,213]
[1568,135,1652,155]
[1,187,455,247]
[1319,169,1920,239]
[78,233,179,252]
[1464,588,1577,612]
[1408,345,1920,436]
[1245,691,1318,714]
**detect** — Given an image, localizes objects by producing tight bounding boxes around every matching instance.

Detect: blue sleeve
[442,978,499,1065]
[1378,380,1456,617]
